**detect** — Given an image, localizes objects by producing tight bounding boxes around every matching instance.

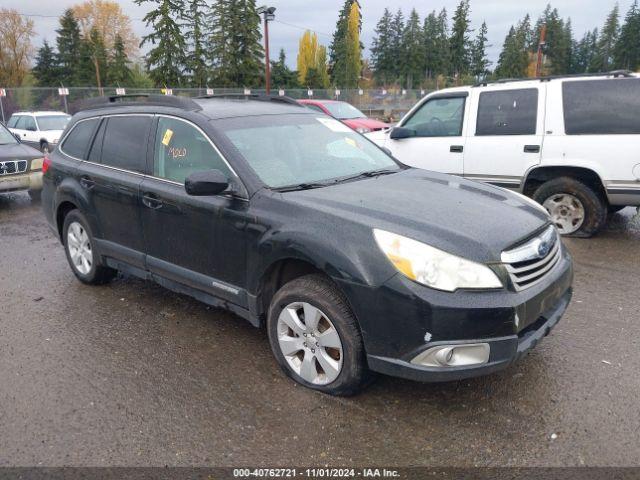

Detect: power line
[15,11,333,39]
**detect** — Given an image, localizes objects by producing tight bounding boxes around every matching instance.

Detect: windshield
[0,123,18,145]
[323,102,367,120]
[218,114,399,189]
[36,115,70,131]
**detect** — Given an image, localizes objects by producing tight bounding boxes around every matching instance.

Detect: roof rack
[195,93,303,107]
[474,70,634,87]
[80,94,202,112]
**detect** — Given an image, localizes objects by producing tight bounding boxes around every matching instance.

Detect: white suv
[368,72,640,237]
[7,111,71,153]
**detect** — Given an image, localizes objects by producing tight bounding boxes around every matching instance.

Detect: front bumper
[367,287,571,382]
[0,171,43,193]
[337,246,573,383]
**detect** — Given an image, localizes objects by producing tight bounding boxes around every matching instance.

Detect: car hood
[283,169,550,263]
[343,118,389,131]
[0,142,43,160]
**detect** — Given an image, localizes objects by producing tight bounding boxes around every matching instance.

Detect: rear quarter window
[7,116,19,128]
[563,78,640,135]
[61,118,100,159]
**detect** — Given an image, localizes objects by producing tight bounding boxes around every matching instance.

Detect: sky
[5,0,636,68]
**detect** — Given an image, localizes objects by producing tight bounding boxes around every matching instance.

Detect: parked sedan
[298,99,389,134]
[0,121,44,200]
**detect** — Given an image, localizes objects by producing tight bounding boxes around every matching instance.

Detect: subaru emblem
[537,241,550,257]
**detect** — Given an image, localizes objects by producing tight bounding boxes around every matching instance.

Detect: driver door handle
[142,193,164,210]
[450,145,464,153]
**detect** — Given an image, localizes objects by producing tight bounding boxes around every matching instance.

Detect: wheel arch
[523,165,608,202]
[55,200,78,242]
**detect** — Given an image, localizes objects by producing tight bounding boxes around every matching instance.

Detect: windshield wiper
[274,182,330,192]
[334,169,399,183]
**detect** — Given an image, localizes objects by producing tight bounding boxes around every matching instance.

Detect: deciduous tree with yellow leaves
[297,30,330,88]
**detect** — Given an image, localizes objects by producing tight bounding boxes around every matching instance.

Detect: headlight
[373,229,503,292]
[356,127,371,134]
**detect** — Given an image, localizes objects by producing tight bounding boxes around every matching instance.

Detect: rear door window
[563,78,640,135]
[61,118,100,159]
[476,89,538,136]
[101,116,152,173]
[7,116,20,128]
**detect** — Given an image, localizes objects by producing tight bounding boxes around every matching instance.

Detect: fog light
[411,343,490,368]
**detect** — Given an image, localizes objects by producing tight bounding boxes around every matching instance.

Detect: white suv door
[22,115,40,146]
[463,84,545,188]
[384,92,468,175]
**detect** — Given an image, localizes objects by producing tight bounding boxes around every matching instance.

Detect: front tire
[533,177,607,237]
[267,274,368,396]
[62,210,117,285]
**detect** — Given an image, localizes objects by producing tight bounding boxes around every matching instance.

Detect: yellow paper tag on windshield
[162,129,174,146]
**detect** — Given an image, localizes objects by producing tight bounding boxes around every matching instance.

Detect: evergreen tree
[470,21,491,80]
[135,0,187,87]
[77,36,97,86]
[401,9,424,89]
[33,41,60,87]
[331,0,362,87]
[208,0,264,87]
[56,9,82,86]
[572,29,598,73]
[391,9,405,83]
[535,6,572,75]
[592,4,620,71]
[495,22,529,79]
[270,49,298,88]
[370,8,394,85]
[108,34,132,85]
[614,0,640,70]
[185,0,208,87]
[88,27,108,88]
[449,0,472,77]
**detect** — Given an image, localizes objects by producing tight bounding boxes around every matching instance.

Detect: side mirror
[185,169,229,196]
[389,126,416,140]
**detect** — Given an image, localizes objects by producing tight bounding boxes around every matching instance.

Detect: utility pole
[257,6,276,95]
[536,24,547,78]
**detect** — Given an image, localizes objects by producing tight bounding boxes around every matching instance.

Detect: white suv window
[563,78,640,135]
[403,96,466,137]
[476,89,538,136]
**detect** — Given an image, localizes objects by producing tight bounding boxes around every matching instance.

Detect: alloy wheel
[543,193,585,235]
[276,302,344,385]
[67,222,93,275]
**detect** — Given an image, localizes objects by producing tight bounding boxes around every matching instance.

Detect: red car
[298,99,389,134]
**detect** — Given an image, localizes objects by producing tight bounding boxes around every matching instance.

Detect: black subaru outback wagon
[42,94,573,395]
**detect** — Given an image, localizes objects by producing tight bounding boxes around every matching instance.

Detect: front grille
[502,226,561,291]
[0,160,28,176]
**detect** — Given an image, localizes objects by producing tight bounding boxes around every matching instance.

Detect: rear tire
[533,177,607,238]
[62,210,117,285]
[267,274,369,396]
[40,141,50,154]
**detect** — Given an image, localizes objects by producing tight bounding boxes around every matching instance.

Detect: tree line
[1,0,639,91]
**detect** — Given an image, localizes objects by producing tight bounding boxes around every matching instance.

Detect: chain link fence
[0,87,430,124]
